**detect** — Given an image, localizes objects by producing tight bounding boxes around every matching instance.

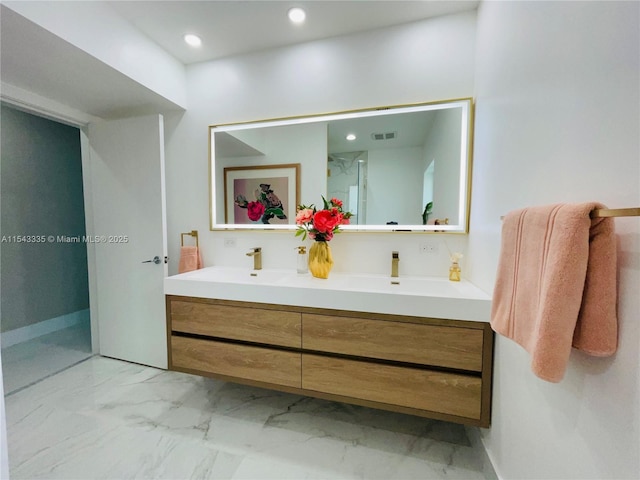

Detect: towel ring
[181,230,199,248]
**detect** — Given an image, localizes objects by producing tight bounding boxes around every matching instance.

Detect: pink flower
[341,216,350,225]
[321,231,334,241]
[247,201,265,221]
[295,208,314,225]
[330,197,343,207]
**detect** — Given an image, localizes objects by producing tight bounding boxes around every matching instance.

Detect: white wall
[469,2,639,479]
[366,147,424,225]
[4,1,187,109]
[164,10,476,277]
[424,108,462,223]
[0,352,8,479]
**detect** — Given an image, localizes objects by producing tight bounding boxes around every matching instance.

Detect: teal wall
[1,105,89,332]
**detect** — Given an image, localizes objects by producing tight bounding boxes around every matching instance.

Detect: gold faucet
[246,247,262,270]
[391,251,399,277]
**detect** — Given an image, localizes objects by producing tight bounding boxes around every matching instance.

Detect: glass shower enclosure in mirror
[209,98,473,232]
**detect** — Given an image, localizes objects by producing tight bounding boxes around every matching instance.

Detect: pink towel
[491,203,617,382]
[178,246,203,274]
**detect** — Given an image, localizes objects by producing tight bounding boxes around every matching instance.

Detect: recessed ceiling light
[288,7,306,24]
[184,34,202,47]
[346,133,357,141]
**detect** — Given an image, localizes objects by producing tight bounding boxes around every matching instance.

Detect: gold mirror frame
[209,98,474,233]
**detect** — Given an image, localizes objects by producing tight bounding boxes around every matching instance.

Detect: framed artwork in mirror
[224,163,300,225]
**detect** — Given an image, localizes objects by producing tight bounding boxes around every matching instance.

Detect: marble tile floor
[5,354,497,480]
[2,321,93,395]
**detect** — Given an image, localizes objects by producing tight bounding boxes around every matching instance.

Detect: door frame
[79,127,100,353]
[1,87,102,353]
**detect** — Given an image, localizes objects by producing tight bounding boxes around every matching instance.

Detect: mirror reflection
[210,98,473,232]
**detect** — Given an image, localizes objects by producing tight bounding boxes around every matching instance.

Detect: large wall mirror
[210,98,473,232]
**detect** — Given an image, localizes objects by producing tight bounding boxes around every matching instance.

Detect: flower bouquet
[295,197,352,278]
[295,196,352,241]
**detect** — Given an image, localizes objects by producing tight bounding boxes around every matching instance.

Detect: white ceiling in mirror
[209,98,474,233]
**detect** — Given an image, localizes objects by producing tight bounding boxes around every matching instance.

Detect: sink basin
[179,266,291,284]
[164,266,492,322]
[338,274,489,298]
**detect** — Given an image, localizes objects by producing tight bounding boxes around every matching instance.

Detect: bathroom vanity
[165,267,494,427]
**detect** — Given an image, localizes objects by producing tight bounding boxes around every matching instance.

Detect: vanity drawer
[302,314,483,371]
[171,301,301,348]
[302,354,481,419]
[171,336,301,388]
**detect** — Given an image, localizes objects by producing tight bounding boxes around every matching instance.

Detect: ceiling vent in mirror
[371,131,397,141]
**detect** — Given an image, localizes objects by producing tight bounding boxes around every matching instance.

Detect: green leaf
[422,201,433,225]
[264,207,286,220]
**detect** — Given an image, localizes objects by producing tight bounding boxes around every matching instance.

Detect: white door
[88,115,168,369]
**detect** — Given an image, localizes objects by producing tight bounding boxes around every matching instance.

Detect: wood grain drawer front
[302,315,483,371]
[171,301,301,348]
[302,354,481,419]
[172,336,301,388]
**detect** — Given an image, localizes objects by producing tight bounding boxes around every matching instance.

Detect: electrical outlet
[224,238,236,248]
[419,241,439,254]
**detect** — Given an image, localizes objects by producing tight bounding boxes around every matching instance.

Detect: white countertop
[164,266,492,322]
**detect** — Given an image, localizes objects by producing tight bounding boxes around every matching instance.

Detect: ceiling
[0,6,181,120]
[0,1,478,121]
[328,110,437,154]
[107,1,479,65]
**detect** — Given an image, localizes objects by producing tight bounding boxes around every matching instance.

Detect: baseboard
[465,426,500,480]
[1,309,90,348]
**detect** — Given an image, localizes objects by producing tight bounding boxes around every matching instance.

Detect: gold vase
[308,240,333,279]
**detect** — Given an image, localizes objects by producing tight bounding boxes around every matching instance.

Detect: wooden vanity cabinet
[170,299,300,348]
[166,295,494,427]
[301,314,484,371]
[172,336,301,388]
[168,297,302,388]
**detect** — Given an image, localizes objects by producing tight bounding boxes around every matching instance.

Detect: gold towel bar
[181,230,199,247]
[590,207,640,218]
[500,207,640,221]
